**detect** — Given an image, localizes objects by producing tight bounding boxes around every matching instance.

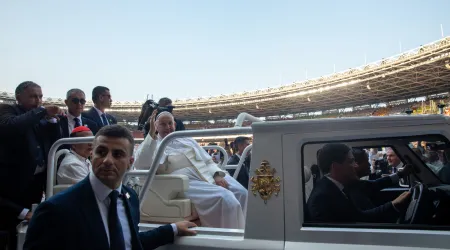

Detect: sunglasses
[71,98,86,105]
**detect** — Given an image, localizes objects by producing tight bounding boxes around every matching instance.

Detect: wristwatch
[213,171,225,179]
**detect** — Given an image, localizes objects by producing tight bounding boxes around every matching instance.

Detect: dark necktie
[108,190,125,250]
[74,117,81,128]
[101,113,108,126]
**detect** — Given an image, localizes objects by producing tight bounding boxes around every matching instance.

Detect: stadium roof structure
[1,37,450,121]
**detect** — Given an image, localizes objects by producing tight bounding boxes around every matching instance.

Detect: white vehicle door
[282,116,450,250]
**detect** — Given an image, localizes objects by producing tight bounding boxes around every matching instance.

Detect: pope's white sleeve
[133,136,158,170]
[206,158,227,177]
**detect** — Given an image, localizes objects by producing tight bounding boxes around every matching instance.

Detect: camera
[137,99,175,130]
[374,158,388,173]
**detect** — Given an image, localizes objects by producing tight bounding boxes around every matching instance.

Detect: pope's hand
[214,176,229,189]
[175,221,197,236]
[148,110,158,139]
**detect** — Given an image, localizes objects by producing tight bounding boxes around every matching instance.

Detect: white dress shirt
[89,173,177,250]
[57,151,91,184]
[66,112,83,133]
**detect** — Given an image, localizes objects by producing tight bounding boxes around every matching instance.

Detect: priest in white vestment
[57,126,93,184]
[133,111,248,229]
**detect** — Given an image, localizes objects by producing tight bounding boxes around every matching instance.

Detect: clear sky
[1,0,449,102]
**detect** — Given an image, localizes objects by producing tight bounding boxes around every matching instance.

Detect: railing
[227,144,253,179]
[202,145,229,169]
[46,136,96,198]
[234,112,263,127]
[136,127,251,206]
[45,127,252,202]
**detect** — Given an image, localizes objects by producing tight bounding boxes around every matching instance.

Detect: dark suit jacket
[0,104,61,226]
[306,177,398,223]
[24,176,174,250]
[58,115,99,137]
[227,154,250,189]
[175,118,185,131]
[344,177,399,223]
[82,107,117,129]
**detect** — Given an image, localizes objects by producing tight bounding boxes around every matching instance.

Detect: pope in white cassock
[133,111,248,229]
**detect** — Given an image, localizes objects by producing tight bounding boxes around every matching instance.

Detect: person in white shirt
[57,126,93,184]
[133,111,248,229]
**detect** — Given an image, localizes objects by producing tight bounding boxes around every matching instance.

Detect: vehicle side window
[302,135,450,230]
[409,139,450,184]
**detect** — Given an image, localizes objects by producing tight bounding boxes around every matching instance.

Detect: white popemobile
[18,113,450,250]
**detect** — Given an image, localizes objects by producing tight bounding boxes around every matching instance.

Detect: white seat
[304,166,312,183]
[139,174,198,223]
[52,149,73,196]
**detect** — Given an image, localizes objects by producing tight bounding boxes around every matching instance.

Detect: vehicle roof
[251,115,450,134]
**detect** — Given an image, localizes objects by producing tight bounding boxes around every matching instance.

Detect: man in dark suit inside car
[307,143,411,224]
[345,148,412,222]
[83,86,117,129]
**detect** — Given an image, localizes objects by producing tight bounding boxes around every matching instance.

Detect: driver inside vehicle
[345,148,412,222]
[307,143,411,223]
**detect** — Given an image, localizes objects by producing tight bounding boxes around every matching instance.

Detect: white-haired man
[133,111,248,229]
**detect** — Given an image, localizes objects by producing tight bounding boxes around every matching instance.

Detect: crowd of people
[0,81,254,250]
[4,80,446,249]
[0,81,202,249]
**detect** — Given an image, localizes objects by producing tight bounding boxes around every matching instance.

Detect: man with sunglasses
[83,86,117,129]
[60,89,99,138]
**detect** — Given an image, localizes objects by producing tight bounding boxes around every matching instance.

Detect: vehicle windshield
[409,139,450,184]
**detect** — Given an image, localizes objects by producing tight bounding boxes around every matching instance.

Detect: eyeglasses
[71,98,86,105]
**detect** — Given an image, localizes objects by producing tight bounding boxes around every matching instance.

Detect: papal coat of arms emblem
[250,160,281,204]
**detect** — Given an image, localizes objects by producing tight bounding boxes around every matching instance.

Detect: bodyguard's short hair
[234,137,250,146]
[94,125,134,154]
[92,86,110,103]
[158,97,172,106]
[352,148,367,165]
[66,88,85,99]
[318,143,351,174]
[15,81,40,96]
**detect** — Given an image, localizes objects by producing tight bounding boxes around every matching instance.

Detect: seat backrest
[304,166,312,183]
[310,164,321,187]
[54,149,71,185]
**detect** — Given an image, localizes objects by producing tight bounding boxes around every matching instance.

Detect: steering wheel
[399,182,425,224]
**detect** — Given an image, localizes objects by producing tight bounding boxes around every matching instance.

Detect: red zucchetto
[70,126,92,137]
